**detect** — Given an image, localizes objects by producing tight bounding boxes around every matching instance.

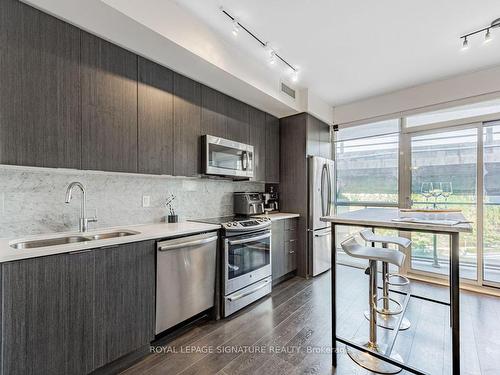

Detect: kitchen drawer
[285,218,298,232]
[285,229,298,241]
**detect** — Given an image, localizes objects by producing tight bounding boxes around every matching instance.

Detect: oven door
[203,135,254,178]
[224,230,271,295]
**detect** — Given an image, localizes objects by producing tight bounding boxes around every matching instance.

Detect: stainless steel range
[191,215,272,317]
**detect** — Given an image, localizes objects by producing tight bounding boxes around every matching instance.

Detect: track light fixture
[220,6,299,83]
[462,37,469,50]
[460,17,499,49]
[232,20,240,37]
[485,28,492,43]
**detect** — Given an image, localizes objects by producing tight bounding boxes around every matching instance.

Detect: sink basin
[89,230,140,240]
[10,230,140,250]
[10,236,91,250]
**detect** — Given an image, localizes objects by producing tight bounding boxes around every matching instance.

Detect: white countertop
[252,212,300,221]
[321,208,472,233]
[0,222,221,263]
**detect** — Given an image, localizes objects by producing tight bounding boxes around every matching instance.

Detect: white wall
[334,64,500,125]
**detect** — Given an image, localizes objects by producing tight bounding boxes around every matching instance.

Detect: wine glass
[441,182,453,208]
[431,182,443,207]
[421,182,433,209]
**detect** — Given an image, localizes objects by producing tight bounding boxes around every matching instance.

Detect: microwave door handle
[242,151,248,171]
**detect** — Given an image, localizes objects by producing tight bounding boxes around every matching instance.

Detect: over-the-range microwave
[202,135,254,179]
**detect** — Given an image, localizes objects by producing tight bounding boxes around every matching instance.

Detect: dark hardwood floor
[121,265,500,375]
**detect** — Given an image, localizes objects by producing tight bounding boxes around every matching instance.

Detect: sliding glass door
[483,122,500,286]
[407,126,478,281]
[333,112,500,289]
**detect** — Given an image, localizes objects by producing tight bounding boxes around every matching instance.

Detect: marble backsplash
[0,165,264,239]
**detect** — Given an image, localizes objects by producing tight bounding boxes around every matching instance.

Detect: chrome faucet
[65,181,98,232]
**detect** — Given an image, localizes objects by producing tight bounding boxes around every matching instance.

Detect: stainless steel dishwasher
[156,231,218,334]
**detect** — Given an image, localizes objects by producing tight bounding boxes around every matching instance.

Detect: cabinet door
[285,239,297,274]
[306,115,321,156]
[284,219,298,274]
[81,32,138,173]
[249,107,266,182]
[201,85,227,139]
[94,241,155,368]
[0,0,81,169]
[138,57,174,175]
[173,73,201,177]
[265,114,280,183]
[319,119,331,159]
[271,220,285,281]
[1,252,94,375]
[226,96,249,144]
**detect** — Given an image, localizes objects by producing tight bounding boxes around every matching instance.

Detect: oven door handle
[228,232,271,246]
[227,279,270,301]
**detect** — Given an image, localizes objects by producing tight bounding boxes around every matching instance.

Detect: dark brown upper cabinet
[81,32,138,173]
[265,114,280,183]
[0,0,81,169]
[226,96,249,144]
[249,107,266,182]
[138,58,174,175]
[201,85,227,139]
[307,115,331,159]
[173,73,201,177]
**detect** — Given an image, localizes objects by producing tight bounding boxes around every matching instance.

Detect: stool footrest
[373,296,403,316]
[386,273,410,287]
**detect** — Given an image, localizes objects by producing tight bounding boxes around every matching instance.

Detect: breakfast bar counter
[321,207,472,375]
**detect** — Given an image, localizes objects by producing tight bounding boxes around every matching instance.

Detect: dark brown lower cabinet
[94,241,155,368]
[271,218,298,283]
[0,240,155,375]
[1,250,94,375]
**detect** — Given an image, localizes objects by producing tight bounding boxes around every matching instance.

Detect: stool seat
[341,237,406,267]
[360,229,411,249]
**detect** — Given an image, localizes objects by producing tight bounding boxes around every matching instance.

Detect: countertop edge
[252,213,300,221]
[0,222,221,263]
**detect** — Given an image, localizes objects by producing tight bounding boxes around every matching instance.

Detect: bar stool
[341,236,406,374]
[360,229,411,331]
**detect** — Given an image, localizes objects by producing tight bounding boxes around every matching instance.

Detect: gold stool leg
[348,260,403,374]
[364,244,411,331]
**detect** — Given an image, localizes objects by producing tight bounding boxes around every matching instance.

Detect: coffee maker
[263,186,279,213]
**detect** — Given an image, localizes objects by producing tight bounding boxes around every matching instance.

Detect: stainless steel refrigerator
[308,156,335,276]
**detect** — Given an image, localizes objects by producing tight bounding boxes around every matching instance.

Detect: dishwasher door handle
[228,232,271,246]
[227,279,270,301]
[158,235,218,251]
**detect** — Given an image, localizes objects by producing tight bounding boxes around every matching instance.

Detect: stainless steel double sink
[10,230,140,250]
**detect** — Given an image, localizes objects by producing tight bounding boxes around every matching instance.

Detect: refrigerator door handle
[321,164,328,216]
[327,163,333,216]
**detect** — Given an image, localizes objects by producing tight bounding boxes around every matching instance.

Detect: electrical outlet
[142,195,151,208]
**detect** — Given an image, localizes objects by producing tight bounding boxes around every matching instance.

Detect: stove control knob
[232,222,238,226]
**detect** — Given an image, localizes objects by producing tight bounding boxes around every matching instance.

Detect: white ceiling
[176,0,500,106]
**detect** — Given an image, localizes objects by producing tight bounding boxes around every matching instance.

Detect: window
[334,119,400,267]
[336,132,399,205]
[406,98,500,128]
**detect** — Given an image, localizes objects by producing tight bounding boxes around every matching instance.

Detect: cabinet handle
[289,239,297,242]
[289,250,295,254]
